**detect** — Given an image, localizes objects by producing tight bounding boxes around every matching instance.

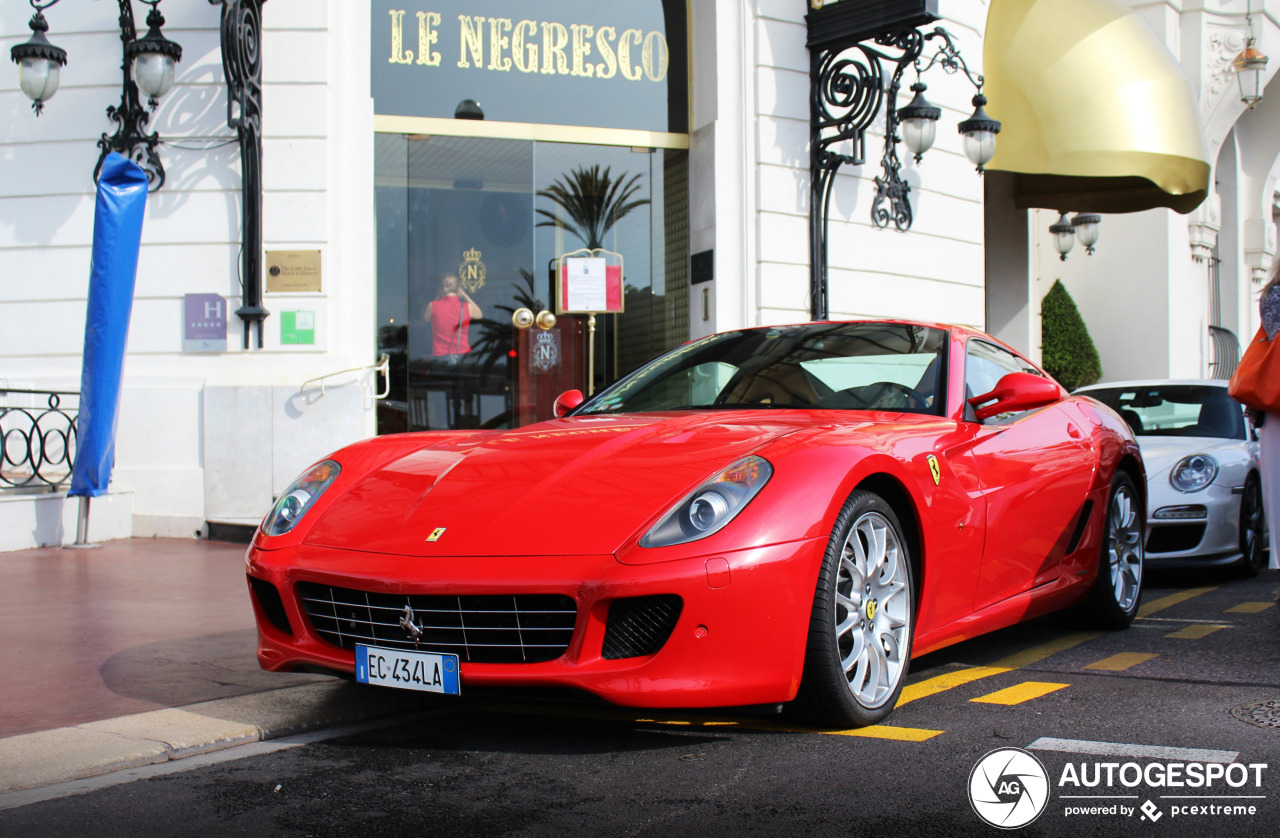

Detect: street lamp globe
[957,93,1001,172]
[897,83,941,163]
[1050,212,1076,260]
[126,6,183,105]
[1072,213,1102,255]
[10,12,67,116]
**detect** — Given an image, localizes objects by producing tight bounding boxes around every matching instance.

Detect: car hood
[1135,436,1240,479]
[304,413,825,557]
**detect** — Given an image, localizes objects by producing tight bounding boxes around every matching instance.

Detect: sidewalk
[0,538,434,796]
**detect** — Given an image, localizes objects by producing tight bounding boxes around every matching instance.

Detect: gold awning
[983,0,1210,214]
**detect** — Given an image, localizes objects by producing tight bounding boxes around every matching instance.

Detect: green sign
[281,310,316,345]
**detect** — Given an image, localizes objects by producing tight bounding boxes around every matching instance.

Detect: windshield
[1082,385,1245,440]
[577,322,948,415]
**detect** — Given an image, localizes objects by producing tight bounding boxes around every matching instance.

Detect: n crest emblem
[458,247,486,293]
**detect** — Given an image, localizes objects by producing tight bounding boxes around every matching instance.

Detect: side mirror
[553,389,585,418]
[968,372,1063,421]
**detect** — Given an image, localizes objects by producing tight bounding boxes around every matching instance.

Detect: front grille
[1146,523,1206,554]
[602,594,683,660]
[296,582,576,664]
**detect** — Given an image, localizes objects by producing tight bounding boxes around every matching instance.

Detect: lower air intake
[601,594,683,660]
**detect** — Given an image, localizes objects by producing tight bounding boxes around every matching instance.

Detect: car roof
[1075,379,1229,392]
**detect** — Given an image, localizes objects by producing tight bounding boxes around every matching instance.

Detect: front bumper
[1143,480,1243,567]
[247,537,827,709]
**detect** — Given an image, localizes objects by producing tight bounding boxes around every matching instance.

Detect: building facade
[3,0,1250,548]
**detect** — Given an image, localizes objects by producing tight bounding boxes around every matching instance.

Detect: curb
[0,680,440,796]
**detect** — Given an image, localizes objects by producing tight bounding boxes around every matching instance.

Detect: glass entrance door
[375,134,687,434]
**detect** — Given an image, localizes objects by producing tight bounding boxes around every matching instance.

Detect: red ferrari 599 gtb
[247,320,1145,727]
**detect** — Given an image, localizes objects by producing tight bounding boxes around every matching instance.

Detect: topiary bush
[1041,279,1102,391]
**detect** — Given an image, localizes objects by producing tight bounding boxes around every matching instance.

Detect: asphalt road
[4,566,1280,838]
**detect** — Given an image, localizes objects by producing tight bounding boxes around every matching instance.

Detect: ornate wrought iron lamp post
[806,1,999,320]
[12,0,270,349]
[11,0,182,191]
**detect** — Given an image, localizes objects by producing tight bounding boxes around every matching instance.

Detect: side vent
[248,575,293,636]
[1064,500,1095,556]
[601,594,683,660]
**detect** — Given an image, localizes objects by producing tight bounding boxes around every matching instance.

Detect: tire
[1083,472,1144,629]
[794,490,915,727]
[1236,474,1267,578]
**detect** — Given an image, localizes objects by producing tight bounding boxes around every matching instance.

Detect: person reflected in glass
[424,273,483,428]
[426,273,482,362]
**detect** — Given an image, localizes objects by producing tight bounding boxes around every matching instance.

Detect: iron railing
[0,389,78,490]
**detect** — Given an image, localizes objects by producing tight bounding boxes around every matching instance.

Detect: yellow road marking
[487,703,942,741]
[829,724,943,742]
[992,632,1103,669]
[1137,587,1218,619]
[1226,602,1274,614]
[1084,652,1158,671]
[1166,624,1228,639]
[971,681,1069,705]
[896,666,1010,707]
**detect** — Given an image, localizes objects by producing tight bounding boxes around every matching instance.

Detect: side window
[965,340,1039,423]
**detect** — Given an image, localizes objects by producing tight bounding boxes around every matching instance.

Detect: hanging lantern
[10,11,67,116]
[897,82,941,163]
[126,5,183,107]
[957,93,1001,172]
[1050,212,1076,261]
[1072,213,1102,255]
[1235,37,1269,109]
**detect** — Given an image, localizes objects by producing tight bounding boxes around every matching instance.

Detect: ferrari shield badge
[426,527,446,542]
[926,455,941,486]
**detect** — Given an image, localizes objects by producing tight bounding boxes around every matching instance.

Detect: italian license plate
[355,645,460,695]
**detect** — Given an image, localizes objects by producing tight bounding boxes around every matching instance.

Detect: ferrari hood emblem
[426,527,446,542]
[927,455,941,486]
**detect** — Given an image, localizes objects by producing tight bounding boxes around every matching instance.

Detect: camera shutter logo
[969,747,1050,829]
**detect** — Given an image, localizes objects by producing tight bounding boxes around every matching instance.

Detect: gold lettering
[458,15,484,68]
[642,31,668,81]
[571,24,595,78]
[488,17,512,71]
[618,29,643,81]
[512,20,538,73]
[388,10,413,64]
[541,21,569,75]
[594,26,617,79]
[416,11,440,67]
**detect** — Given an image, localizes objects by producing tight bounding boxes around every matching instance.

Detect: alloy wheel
[834,511,911,708]
[1107,482,1143,613]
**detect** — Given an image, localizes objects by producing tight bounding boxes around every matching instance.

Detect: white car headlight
[261,460,341,536]
[641,456,772,548]
[1170,454,1218,493]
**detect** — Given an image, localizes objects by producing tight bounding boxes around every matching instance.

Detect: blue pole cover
[68,153,149,498]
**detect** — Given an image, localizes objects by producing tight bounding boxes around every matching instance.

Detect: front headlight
[640,456,772,548]
[261,459,341,536]
[1170,454,1218,493]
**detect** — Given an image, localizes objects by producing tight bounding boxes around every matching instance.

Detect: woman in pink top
[425,273,482,359]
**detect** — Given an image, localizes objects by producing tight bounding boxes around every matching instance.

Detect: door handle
[1066,423,1083,439]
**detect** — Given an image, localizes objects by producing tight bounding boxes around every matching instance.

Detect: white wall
[0,0,377,536]
[689,0,990,334]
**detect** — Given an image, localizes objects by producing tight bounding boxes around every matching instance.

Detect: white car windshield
[576,322,948,416]
[1083,385,1245,440]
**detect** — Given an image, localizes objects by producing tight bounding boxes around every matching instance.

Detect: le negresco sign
[373,0,686,134]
